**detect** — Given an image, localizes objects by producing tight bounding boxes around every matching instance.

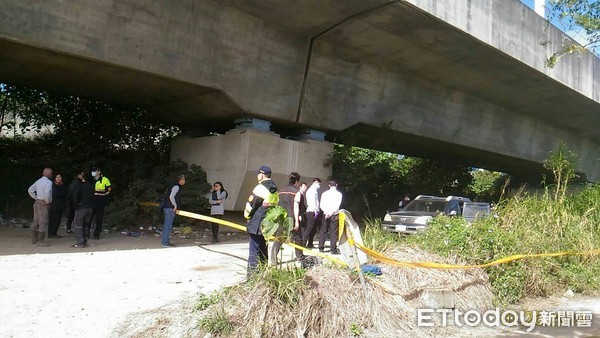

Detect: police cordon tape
[139,202,600,269]
[139,202,346,266]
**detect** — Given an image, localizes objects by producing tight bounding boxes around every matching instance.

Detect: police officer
[244,165,278,276]
[90,166,111,240]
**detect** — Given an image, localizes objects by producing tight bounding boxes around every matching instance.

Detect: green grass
[197,265,308,335]
[199,308,234,335]
[257,265,308,305]
[361,216,400,253]
[194,292,223,311]
[363,184,600,305]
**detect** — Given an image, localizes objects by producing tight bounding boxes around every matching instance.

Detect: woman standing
[209,182,228,243]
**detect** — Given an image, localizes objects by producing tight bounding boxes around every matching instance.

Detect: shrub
[105,159,211,230]
[399,184,600,305]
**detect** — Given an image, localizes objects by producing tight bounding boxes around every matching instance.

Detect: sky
[521,0,599,54]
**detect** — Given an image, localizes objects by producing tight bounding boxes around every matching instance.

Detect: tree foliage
[0,84,212,226]
[105,159,211,229]
[1,84,178,160]
[546,0,600,67]
[401,157,472,196]
[468,170,507,202]
[327,145,406,218]
[543,142,579,201]
[328,144,489,220]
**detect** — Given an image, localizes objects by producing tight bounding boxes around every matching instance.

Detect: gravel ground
[0,224,250,338]
[1,223,600,337]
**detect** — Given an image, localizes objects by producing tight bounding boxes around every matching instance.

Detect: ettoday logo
[417,308,593,332]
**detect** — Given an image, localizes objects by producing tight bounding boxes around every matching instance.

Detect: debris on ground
[117,224,243,244]
[200,246,494,338]
[0,217,31,228]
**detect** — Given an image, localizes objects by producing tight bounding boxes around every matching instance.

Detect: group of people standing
[27,164,341,275]
[27,167,111,248]
[243,165,343,275]
[159,176,228,247]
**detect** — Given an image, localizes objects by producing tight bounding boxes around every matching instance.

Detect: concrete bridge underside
[1,0,599,181]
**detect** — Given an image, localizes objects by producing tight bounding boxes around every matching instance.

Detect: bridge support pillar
[170,127,333,211]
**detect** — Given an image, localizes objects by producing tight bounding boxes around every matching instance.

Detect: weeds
[543,142,578,201]
[388,184,600,305]
[199,307,233,335]
[259,265,307,305]
[359,145,600,305]
[350,322,363,337]
[361,217,399,253]
[194,292,222,311]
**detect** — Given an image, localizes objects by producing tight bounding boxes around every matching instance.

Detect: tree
[327,145,475,220]
[546,0,600,67]
[468,169,506,202]
[0,83,185,221]
[328,144,406,218]
[401,157,472,197]
[543,142,579,201]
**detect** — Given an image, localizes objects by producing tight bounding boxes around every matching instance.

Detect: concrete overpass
[1,0,599,203]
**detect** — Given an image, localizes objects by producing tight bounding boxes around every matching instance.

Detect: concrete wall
[408,0,599,101]
[1,0,599,181]
[301,43,600,180]
[0,0,307,121]
[170,128,333,211]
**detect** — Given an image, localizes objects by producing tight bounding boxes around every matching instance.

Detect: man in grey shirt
[27,168,53,247]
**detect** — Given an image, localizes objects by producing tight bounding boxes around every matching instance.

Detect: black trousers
[66,202,75,231]
[48,208,63,235]
[303,211,320,247]
[74,208,93,245]
[211,214,222,239]
[248,233,268,273]
[291,227,305,259]
[91,206,105,238]
[319,214,339,252]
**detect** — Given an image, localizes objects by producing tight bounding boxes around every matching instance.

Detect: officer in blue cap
[243,165,278,276]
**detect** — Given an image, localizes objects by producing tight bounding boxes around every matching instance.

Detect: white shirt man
[302,178,321,248]
[27,168,53,246]
[319,179,343,254]
[305,179,320,213]
[28,169,53,204]
[320,182,342,218]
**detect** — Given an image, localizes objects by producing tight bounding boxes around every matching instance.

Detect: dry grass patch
[199,247,494,337]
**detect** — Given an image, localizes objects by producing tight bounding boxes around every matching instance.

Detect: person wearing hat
[90,166,111,240]
[243,165,279,275]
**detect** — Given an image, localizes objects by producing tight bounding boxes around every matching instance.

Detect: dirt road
[0,225,251,338]
[1,224,600,337]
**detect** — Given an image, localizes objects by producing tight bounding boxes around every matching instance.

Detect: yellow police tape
[174,209,347,266]
[355,243,600,270]
[140,202,600,269]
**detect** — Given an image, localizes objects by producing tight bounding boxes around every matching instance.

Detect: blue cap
[258,166,272,175]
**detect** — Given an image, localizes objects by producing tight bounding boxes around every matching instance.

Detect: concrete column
[170,128,333,211]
